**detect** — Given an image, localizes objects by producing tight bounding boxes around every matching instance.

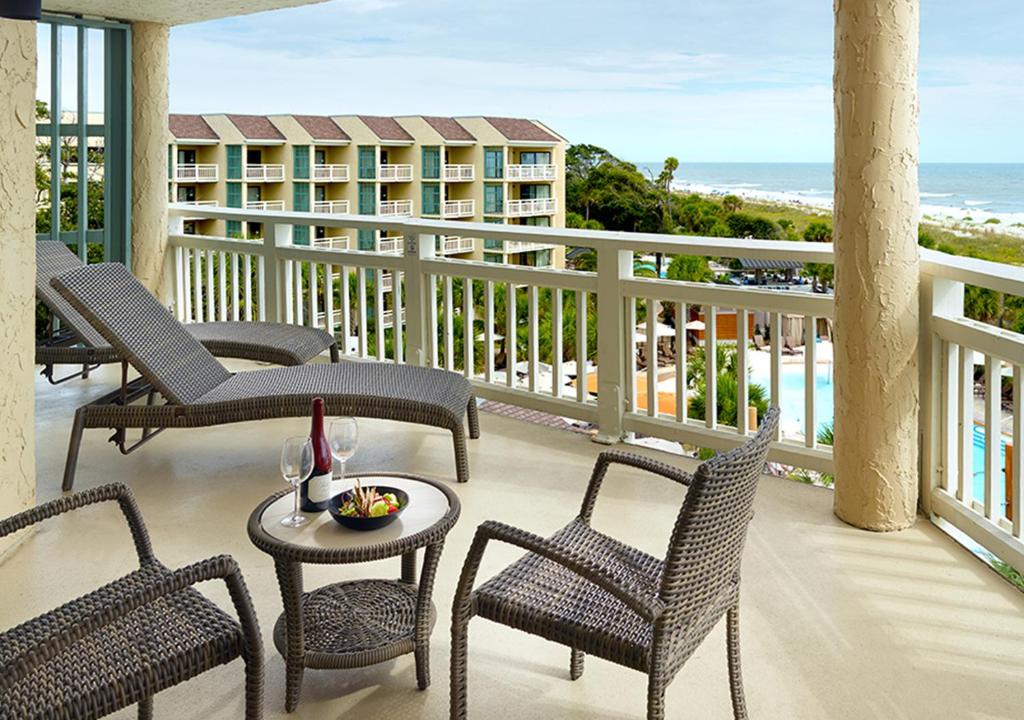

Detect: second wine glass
[328,417,359,484]
[280,436,314,528]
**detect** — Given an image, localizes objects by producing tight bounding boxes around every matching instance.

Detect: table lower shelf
[273,578,436,670]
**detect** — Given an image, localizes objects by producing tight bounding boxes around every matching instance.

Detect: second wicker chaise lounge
[51,262,479,491]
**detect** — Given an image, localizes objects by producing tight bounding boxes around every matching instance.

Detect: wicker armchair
[450,407,779,720]
[0,484,264,720]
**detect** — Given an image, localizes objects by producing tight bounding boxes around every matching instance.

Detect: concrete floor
[4,361,1024,719]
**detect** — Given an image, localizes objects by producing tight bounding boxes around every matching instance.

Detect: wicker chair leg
[138,696,153,720]
[466,397,480,439]
[244,649,265,720]
[569,648,584,680]
[646,674,666,720]
[274,558,305,713]
[450,612,471,720]
[62,408,86,492]
[727,605,748,719]
[452,429,470,484]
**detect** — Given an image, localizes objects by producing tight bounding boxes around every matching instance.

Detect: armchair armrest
[0,555,262,693]
[452,520,664,623]
[0,483,154,565]
[579,450,692,522]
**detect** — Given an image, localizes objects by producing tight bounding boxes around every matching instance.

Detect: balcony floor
[6,361,1024,719]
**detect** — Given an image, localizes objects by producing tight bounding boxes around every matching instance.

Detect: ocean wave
[920,192,954,198]
[964,200,992,206]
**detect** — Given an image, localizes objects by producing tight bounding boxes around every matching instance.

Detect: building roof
[737,258,804,271]
[484,117,559,143]
[169,114,218,141]
[421,116,475,142]
[226,114,286,141]
[358,116,414,142]
[291,115,350,142]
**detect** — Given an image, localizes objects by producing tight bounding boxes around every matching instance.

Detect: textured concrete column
[0,20,37,557]
[131,22,171,302]
[833,0,920,530]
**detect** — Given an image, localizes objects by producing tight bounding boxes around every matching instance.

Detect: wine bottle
[300,397,332,512]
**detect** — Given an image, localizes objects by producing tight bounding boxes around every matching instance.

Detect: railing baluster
[375,270,385,360]
[428,274,438,368]
[230,253,239,321]
[984,355,999,520]
[552,288,563,399]
[484,280,495,383]
[394,270,404,364]
[958,346,974,506]
[646,297,657,417]
[174,247,185,321]
[675,301,686,423]
[357,267,368,358]
[205,250,215,322]
[308,262,318,329]
[576,291,588,404]
[1014,365,1022,538]
[325,263,335,336]
[192,250,202,324]
[294,261,304,326]
[283,259,294,324]
[737,308,749,434]
[770,312,782,440]
[506,283,517,388]
[464,277,474,378]
[528,285,539,392]
[941,341,959,492]
[217,252,227,322]
[444,275,454,371]
[805,315,817,448]
[183,249,193,323]
[627,297,637,413]
[342,266,351,353]
[256,256,265,322]
[705,305,717,429]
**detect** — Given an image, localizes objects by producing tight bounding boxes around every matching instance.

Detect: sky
[152,0,1020,163]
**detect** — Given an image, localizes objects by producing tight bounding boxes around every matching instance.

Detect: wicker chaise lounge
[51,263,479,491]
[0,483,263,719]
[36,240,339,384]
[450,407,779,720]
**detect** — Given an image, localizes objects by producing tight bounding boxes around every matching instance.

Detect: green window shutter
[358,183,376,214]
[293,146,310,180]
[358,146,376,179]
[226,145,242,180]
[226,182,242,208]
[483,253,503,264]
[484,148,504,179]
[168,145,173,178]
[293,225,310,246]
[226,220,242,238]
[483,238,503,250]
[422,183,440,215]
[422,146,440,180]
[293,183,310,212]
[358,229,376,250]
[484,184,504,214]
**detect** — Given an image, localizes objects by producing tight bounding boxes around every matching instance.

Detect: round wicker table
[247,473,460,712]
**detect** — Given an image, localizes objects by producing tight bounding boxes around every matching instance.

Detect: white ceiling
[41,0,330,26]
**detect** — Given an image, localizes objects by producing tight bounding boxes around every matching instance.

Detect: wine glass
[280,436,313,528]
[328,417,359,484]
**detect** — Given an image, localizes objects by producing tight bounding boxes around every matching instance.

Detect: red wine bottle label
[307,471,332,504]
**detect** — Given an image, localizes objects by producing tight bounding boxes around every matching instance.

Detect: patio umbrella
[684,320,706,331]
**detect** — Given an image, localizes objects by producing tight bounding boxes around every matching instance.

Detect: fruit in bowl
[328,480,408,530]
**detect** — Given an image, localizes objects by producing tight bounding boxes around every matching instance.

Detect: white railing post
[594,246,632,444]
[168,213,185,319]
[403,233,435,367]
[920,274,965,517]
[263,222,292,323]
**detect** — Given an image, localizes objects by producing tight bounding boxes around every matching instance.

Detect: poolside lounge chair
[51,263,478,491]
[753,334,767,351]
[36,240,338,384]
[0,483,264,719]
[450,408,780,720]
[782,336,800,355]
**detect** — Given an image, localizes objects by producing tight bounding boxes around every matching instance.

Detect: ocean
[634,162,1024,225]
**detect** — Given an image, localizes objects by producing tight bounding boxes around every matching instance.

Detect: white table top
[260,475,452,551]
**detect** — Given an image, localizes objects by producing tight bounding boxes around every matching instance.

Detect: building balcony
[172,164,219,183]
[313,200,350,214]
[438,235,475,255]
[496,239,557,254]
[506,163,557,181]
[378,164,413,182]
[244,164,285,182]
[245,200,285,211]
[379,199,413,217]
[506,197,557,217]
[443,164,475,182]
[313,234,350,249]
[442,199,475,219]
[312,164,349,182]
[378,236,404,254]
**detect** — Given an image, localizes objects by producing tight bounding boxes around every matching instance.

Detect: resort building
[169,112,567,267]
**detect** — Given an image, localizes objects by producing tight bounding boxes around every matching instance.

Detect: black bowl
[327,486,409,531]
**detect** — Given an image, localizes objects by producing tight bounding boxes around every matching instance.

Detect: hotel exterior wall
[0,19,36,557]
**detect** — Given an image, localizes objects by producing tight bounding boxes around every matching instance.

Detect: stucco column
[833,0,920,530]
[131,22,171,302]
[0,19,37,557]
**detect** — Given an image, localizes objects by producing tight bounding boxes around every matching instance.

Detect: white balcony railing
[378,164,413,182]
[313,200,350,214]
[378,237,404,254]
[173,164,219,183]
[245,164,285,182]
[379,199,413,217]
[180,200,218,219]
[438,235,475,255]
[443,199,475,219]
[165,202,1024,583]
[313,235,350,249]
[312,164,349,182]
[443,164,475,182]
[506,197,557,217]
[506,164,557,181]
[501,239,557,254]
[245,200,285,212]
